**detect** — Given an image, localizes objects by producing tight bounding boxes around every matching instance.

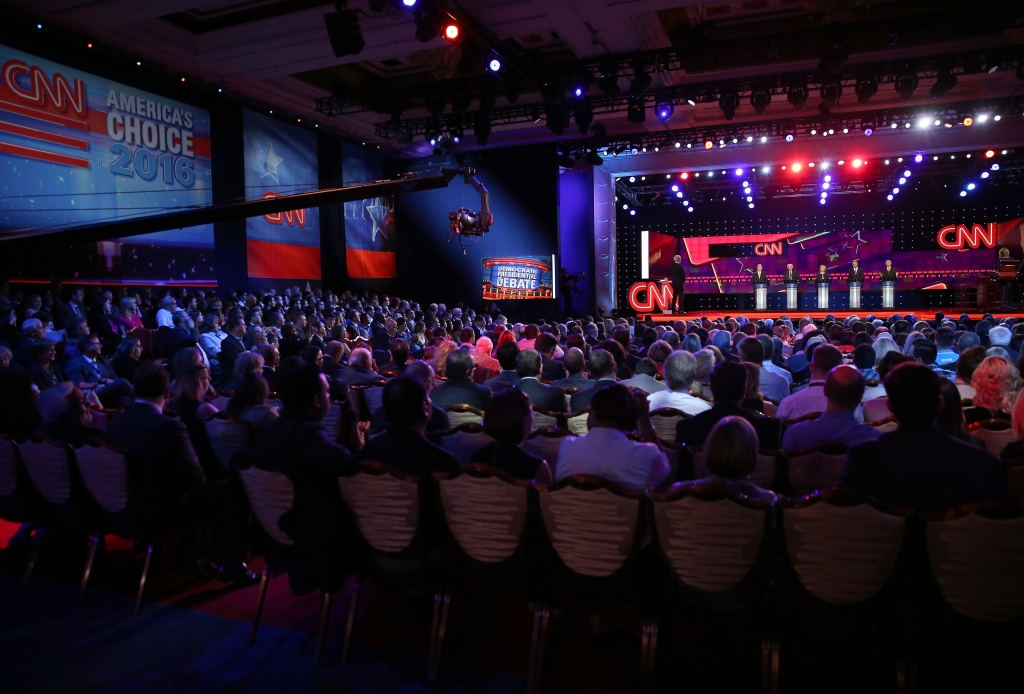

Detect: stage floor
[646,308,1024,323]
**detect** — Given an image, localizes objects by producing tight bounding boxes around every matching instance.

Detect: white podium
[816,281,830,310]
[882,280,896,309]
[849,281,862,310]
[755,286,768,311]
[785,282,799,310]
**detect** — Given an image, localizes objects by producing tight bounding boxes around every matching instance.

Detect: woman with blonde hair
[114,296,144,333]
[692,416,775,502]
[432,340,458,382]
[964,355,1020,425]
[873,336,899,366]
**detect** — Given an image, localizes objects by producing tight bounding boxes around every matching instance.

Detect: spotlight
[749,203,755,209]
[899,177,906,184]
[811,129,817,135]
[855,76,878,104]
[824,175,831,182]
[704,139,714,149]
[981,171,989,178]
[930,68,958,98]
[585,150,603,166]
[838,160,844,165]
[597,67,620,96]
[655,98,674,122]
[443,23,460,41]
[904,170,911,177]
[822,182,830,189]
[784,132,795,143]
[626,97,646,124]
[967,182,976,190]
[792,163,802,172]
[681,172,689,180]
[761,136,767,143]
[978,114,989,123]
[914,154,923,163]
[750,85,771,115]
[744,187,752,194]
[747,196,753,202]
[488,58,501,72]
[893,188,900,194]
[630,210,636,216]
[819,79,842,108]
[688,207,694,212]
[918,117,931,128]
[671,185,679,192]
[891,123,898,129]
[887,194,893,200]
[852,159,862,168]
[675,142,681,148]
[895,71,918,100]
[628,69,652,99]
[746,136,753,143]
[403,0,417,5]
[820,199,826,205]
[473,114,492,145]
[629,177,635,182]
[412,1,443,42]
[574,101,594,134]
[719,87,740,120]
[676,192,683,198]
[985,149,995,158]
[962,115,973,127]
[960,191,967,197]
[992,164,1000,171]
[787,80,809,110]
[735,168,744,176]
[995,115,1002,121]
[863,124,874,136]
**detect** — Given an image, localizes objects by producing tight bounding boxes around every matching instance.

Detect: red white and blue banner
[343,142,394,279]
[482,255,555,300]
[243,109,320,282]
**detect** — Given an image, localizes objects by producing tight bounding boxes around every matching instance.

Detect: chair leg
[21,528,45,590]
[527,604,550,694]
[641,619,659,691]
[134,542,154,616]
[340,575,360,663]
[426,587,445,681]
[78,534,101,603]
[314,590,332,667]
[428,586,452,681]
[769,637,779,694]
[248,565,271,646]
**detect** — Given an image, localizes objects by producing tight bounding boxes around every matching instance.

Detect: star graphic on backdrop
[365,198,390,241]
[826,248,840,262]
[846,230,868,255]
[257,142,285,184]
[936,253,948,262]
[737,258,752,274]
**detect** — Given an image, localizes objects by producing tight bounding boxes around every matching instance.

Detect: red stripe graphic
[347,249,396,278]
[0,120,88,149]
[0,141,89,167]
[0,98,88,130]
[247,239,321,280]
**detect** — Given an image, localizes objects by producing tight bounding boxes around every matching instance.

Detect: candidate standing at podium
[669,254,687,313]
[784,264,798,283]
[848,260,864,284]
[752,264,769,311]
[881,260,897,282]
[816,265,829,283]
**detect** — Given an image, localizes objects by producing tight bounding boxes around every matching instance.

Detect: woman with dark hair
[112,337,143,382]
[681,333,702,354]
[937,378,984,448]
[741,363,765,414]
[226,372,278,433]
[692,416,775,502]
[469,388,552,482]
[169,362,222,479]
[27,339,61,391]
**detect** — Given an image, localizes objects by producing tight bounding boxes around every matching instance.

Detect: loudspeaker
[324,11,364,58]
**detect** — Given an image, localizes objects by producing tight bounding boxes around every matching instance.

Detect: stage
[644,308,1024,323]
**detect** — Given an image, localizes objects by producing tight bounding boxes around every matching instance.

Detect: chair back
[566,409,590,436]
[339,461,421,554]
[322,401,342,438]
[787,443,849,497]
[435,465,531,563]
[925,505,1024,622]
[862,397,890,422]
[0,437,18,498]
[239,466,296,546]
[537,475,642,578]
[90,409,109,430]
[968,419,1016,456]
[531,407,561,431]
[652,485,771,592]
[363,382,385,415]
[204,414,253,470]
[128,327,153,356]
[523,427,573,473]
[74,443,129,513]
[649,408,687,444]
[782,491,907,604]
[690,446,778,489]
[438,423,494,466]
[445,404,484,427]
[210,392,233,412]
[19,439,73,505]
[868,416,898,433]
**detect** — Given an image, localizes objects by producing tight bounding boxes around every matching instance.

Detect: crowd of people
[0,279,1017,588]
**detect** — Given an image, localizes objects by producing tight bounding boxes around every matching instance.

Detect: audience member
[738,337,788,402]
[335,347,384,386]
[64,334,134,409]
[690,416,775,502]
[27,339,62,391]
[569,349,618,411]
[225,372,278,432]
[1001,390,1024,460]
[368,361,450,435]
[430,349,491,410]
[937,377,984,448]
[647,350,712,415]
[484,341,521,392]
[515,348,566,412]
[35,382,104,447]
[469,388,552,482]
[676,361,781,449]
[782,365,881,453]
[964,355,1019,425]
[111,337,143,382]
[777,344,862,423]
[620,357,665,394]
[551,347,592,392]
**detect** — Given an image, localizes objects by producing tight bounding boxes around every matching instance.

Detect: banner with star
[242,109,321,283]
[342,142,394,278]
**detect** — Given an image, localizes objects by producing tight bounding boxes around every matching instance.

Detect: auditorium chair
[862,397,892,422]
[363,382,386,416]
[868,415,899,433]
[209,391,233,412]
[648,484,780,693]
[565,408,590,435]
[522,427,572,474]
[531,406,563,431]
[967,419,1016,457]
[204,412,254,471]
[690,445,781,491]
[649,408,690,444]
[437,423,493,466]
[785,443,849,497]
[444,404,484,427]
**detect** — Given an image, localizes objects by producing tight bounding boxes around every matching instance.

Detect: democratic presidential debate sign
[482,256,555,300]
[0,44,215,283]
[243,109,320,283]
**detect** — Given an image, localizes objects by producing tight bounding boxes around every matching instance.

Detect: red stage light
[680,172,689,179]
[444,24,460,40]
[791,163,802,172]
[852,158,863,168]
[985,149,995,158]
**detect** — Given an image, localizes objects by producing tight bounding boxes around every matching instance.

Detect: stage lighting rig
[787,80,809,111]
[719,87,740,120]
[855,76,877,104]
[895,70,918,100]
[324,4,364,57]
[655,97,674,122]
[448,168,493,253]
[750,84,771,115]
[930,67,958,98]
[627,97,646,124]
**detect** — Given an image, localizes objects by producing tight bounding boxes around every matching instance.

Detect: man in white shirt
[778,344,864,422]
[556,383,671,491]
[620,358,667,395]
[156,295,176,328]
[647,350,712,415]
[757,335,792,388]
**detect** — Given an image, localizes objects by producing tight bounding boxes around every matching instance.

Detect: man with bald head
[551,347,594,392]
[782,365,881,453]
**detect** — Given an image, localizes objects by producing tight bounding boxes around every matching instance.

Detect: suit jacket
[517,377,566,412]
[569,377,618,411]
[166,327,200,367]
[815,273,829,284]
[65,354,117,386]
[219,334,245,374]
[335,365,385,385]
[58,301,84,330]
[430,378,491,410]
[675,403,782,449]
[541,354,567,382]
[842,424,1005,511]
[28,364,63,391]
[752,271,769,286]
[848,268,864,282]
[484,370,520,393]
[669,263,687,286]
[357,426,459,475]
[105,402,206,525]
[881,267,898,281]
[783,270,799,283]
[551,373,595,392]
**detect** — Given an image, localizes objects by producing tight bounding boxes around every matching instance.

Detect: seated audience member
[676,361,782,449]
[551,347,592,392]
[863,352,914,403]
[690,416,776,502]
[257,344,280,385]
[964,355,1019,425]
[621,358,667,394]
[64,334,134,409]
[777,344,862,423]
[470,336,500,383]
[225,372,278,433]
[937,377,984,448]
[644,340,673,378]
[218,314,247,374]
[569,349,618,411]
[757,334,792,389]
[782,365,881,453]
[691,348,716,400]
[112,337,143,383]
[430,349,491,410]
[469,388,552,482]
[535,332,567,382]
[0,346,11,368]
[368,361,450,435]
[222,352,264,393]
[954,345,986,400]
[742,363,766,413]
[738,337,789,402]
[515,348,566,412]
[841,363,1005,511]
[852,344,879,382]
[169,363,221,479]
[556,383,670,491]
[1001,390,1024,460]
[912,339,955,380]
[357,376,459,474]
[335,347,384,386]
[432,340,458,381]
[321,341,346,379]
[934,327,958,367]
[35,382,104,448]
[165,310,201,368]
[249,363,360,593]
[647,350,713,415]
[379,339,409,377]
[989,325,1017,363]
[484,341,522,392]
[27,339,62,391]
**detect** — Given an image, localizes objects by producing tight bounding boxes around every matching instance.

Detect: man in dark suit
[783,264,798,283]
[535,332,567,382]
[64,334,134,409]
[515,349,566,412]
[334,347,385,386]
[881,260,898,281]
[484,341,521,392]
[219,314,247,376]
[842,363,1005,511]
[552,347,594,392]
[669,254,687,313]
[165,311,201,371]
[676,361,782,449]
[249,363,361,593]
[430,349,491,410]
[569,349,618,411]
[57,286,85,331]
[752,264,768,285]
[848,259,864,283]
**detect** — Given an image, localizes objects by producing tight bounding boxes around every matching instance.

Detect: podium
[785,282,799,310]
[881,279,896,309]
[849,281,863,310]
[816,281,831,310]
[754,283,769,311]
